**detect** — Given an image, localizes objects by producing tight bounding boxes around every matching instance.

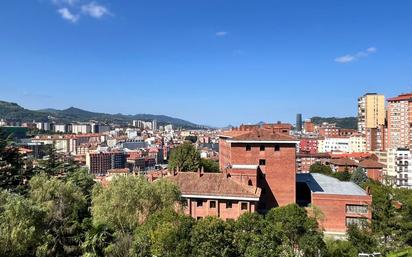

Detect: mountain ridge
[0,100,205,129]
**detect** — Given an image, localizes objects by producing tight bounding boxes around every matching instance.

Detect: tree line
[1,129,412,256]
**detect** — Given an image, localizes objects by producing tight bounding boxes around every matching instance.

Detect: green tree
[91,176,180,234]
[0,128,35,195]
[347,224,378,254]
[29,173,88,257]
[233,212,280,257]
[0,191,45,257]
[309,162,333,176]
[82,223,114,257]
[265,204,326,257]
[326,239,357,257]
[332,170,351,181]
[168,142,200,172]
[200,158,220,173]
[190,216,235,257]
[351,167,368,187]
[133,209,194,257]
[36,145,64,176]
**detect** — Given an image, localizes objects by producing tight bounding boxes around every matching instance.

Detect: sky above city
[1,0,412,127]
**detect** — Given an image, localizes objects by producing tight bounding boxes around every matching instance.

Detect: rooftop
[168,172,261,200]
[221,128,297,142]
[297,173,368,196]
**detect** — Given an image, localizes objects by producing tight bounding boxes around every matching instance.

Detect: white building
[36,122,51,131]
[71,124,91,134]
[349,134,366,153]
[393,148,412,188]
[317,137,350,153]
[53,124,67,133]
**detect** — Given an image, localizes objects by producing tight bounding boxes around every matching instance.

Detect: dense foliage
[310,116,357,130]
[1,130,412,256]
[168,142,219,172]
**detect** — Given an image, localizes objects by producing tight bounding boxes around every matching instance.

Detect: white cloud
[216,31,228,37]
[334,47,377,64]
[52,0,78,6]
[81,2,110,18]
[57,8,79,23]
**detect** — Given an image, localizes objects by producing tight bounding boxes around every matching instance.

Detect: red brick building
[296,152,331,173]
[297,173,372,235]
[219,128,298,209]
[168,170,261,220]
[358,159,385,182]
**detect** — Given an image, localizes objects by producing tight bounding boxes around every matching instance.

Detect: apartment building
[357,93,385,134]
[387,93,412,149]
[86,151,127,175]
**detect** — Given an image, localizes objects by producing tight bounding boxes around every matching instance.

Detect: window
[274,145,280,151]
[226,201,232,209]
[241,202,248,210]
[346,205,368,214]
[246,145,251,151]
[210,201,216,208]
[197,217,203,220]
[259,159,266,166]
[196,200,204,207]
[346,217,367,227]
[260,145,265,151]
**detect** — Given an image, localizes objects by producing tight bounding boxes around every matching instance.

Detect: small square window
[241,202,248,210]
[197,200,203,207]
[259,159,266,166]
[197,217,203,220]
[226,201,232,209]
[274,145,280,151]
[260,145,265,151]
[246,145,251,151]
[210,201,216,208]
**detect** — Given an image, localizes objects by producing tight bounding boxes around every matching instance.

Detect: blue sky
[1,0,412,127]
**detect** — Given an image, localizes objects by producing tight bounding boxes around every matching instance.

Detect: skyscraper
[296,113,302,132]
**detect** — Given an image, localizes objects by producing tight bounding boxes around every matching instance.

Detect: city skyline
[1,0,412,126]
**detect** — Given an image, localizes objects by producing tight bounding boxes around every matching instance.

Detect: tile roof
[358,159,385,169]
[167,172,261,199]
[329,158,358,166]
[221,128,296,142]
[387,93,412,102]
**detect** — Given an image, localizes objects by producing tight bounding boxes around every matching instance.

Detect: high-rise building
[387,93,412,149]
[357,93,385,133]
[296,114,303,132]
[152,120,157,131]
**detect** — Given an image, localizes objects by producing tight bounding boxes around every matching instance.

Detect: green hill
[310,116,358,130]
[0,100,204,129]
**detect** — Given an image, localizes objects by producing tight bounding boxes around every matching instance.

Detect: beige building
[349,134,366,153]
[358,93,385,133]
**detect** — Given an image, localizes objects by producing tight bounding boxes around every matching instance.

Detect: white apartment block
[71,124,92,134]
[317,137,350,153]
[349,134,366,153]
[393,148,412,188]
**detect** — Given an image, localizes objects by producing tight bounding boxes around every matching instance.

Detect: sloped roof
[329,158,358,167]
[297,173,368,196]
[168,172,261,200]
[358,159,385,169]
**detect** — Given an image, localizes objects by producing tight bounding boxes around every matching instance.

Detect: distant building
[71,124,92,134]
[387,93,412,149]
[86,151,127,175]
[53,124,67,133]
[296,114,303,132]
[357,93,385,134]
[303,119,315,133]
